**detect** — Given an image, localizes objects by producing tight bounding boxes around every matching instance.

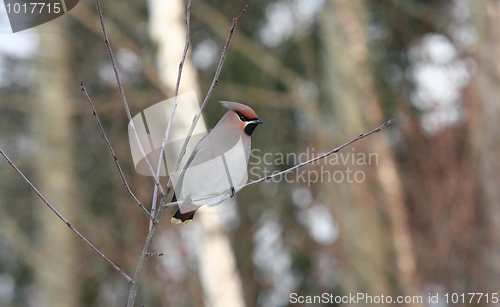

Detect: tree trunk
[320,0,421,304]
[32,18,79,307]
[148,0,246,306]
[471,0,500,302]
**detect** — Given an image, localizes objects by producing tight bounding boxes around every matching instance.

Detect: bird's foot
[230,187,235,198]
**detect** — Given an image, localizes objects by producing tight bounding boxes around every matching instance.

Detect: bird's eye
[236,111,249,121]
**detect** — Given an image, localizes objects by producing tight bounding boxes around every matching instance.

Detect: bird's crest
[220,101,258,120]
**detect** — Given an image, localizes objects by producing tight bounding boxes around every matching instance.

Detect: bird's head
[220,101,263,136]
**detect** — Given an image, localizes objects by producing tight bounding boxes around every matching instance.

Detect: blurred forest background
[1,0,499,306]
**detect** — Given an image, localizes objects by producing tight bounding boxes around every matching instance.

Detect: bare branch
[0,149,133,284]
[242,119,395,189]
[150,0,192,231]
[94,0,132,122]
[161,119,396,208]
[165,5,249,192]
[127,5,249,307]
[80,82,152,220]
[94,0,164,195]
[127,208,165,307]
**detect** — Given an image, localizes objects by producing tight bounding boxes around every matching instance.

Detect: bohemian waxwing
[171,101,263,224]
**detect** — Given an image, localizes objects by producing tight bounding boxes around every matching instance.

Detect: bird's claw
[230,187,235,198]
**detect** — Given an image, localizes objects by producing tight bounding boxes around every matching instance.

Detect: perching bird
[171,101,263,224]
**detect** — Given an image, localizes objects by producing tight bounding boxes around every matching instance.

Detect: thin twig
[161,119,396,208]
[95,0,133,123]
[80,82,152,220]
[0,149,133,284]
[95,0,164,195]
[165,5,249,193]
[127,5,249,307]
[150,0,192,231]
[242,119,395,189]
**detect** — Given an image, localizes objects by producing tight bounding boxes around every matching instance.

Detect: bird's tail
[170,193,196,224]
[171,208,196,224]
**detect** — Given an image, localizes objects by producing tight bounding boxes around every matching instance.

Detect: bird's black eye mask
[236,111,258,122]
[235,111,262,136]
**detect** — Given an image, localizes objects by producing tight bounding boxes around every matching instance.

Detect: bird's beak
[251,119,263,125]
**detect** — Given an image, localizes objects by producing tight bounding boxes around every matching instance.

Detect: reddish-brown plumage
[221,101,258,119]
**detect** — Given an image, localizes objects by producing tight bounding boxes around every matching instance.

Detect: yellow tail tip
[171,217,193,225]
[171,217,182,224]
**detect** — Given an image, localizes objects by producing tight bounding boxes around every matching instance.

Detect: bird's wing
[172,133,209,197]
[172,134,219,213]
